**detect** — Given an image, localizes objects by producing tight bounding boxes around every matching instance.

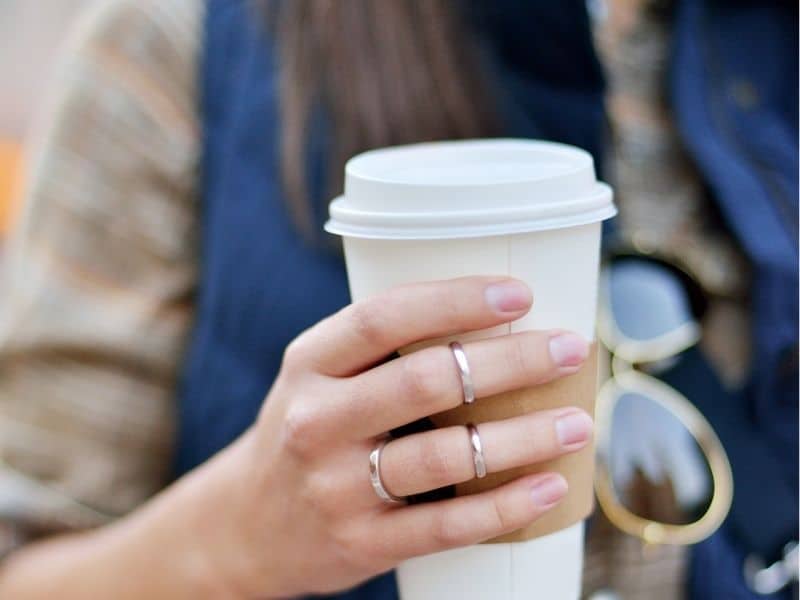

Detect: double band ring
[369,423,489,504]
[449,341,475,405]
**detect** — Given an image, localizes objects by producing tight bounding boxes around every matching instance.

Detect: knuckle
[283,334,312,373]
[330,520,379,571]
[350,300,390,347]
[329,523,359,559]
[487,494,510,534]
[438,291,463,327]
[402,350,446,408]
[431,493,517,550]
[431,508,467,549]
[304,471,342,517]
[417,435,454,484]
[527,412,560,457]
[282,403,320,458]
[347,377,372,415]
[506,334,540,381]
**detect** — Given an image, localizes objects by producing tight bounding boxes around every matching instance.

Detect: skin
[0,276,593,599]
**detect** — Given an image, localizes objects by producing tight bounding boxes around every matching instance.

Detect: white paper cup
[326,139,616,600]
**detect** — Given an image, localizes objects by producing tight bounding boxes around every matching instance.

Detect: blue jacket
[176,1,798,597]
[672,2,797,597]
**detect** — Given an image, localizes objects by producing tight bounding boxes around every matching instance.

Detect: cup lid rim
[328,139,617,239]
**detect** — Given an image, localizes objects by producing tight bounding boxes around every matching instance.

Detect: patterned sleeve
[0,0,202,552]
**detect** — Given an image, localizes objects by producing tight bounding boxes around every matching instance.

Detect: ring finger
[377,407,592,498]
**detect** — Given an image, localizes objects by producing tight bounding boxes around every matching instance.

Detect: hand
[190,277,593,598]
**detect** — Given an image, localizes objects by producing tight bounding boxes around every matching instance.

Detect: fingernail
[530,474,568,507]
[484,280,532,313]
[555,410,593,448]
[548,332,589,367]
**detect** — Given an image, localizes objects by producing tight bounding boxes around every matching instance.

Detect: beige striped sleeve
[0,0,203,549]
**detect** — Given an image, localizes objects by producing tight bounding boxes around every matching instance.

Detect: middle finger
[342,330,589,440]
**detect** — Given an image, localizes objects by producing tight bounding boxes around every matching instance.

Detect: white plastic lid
[325,139,616,239]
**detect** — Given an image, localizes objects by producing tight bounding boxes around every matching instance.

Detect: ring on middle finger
[449,341,475,405]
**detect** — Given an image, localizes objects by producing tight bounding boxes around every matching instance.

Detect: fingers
[285,277,532,377]
[379,409,592,497]
[380,473,568,559]
[342,330,589,439]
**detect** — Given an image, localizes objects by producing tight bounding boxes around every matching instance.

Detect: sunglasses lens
[603,390,713,525]
[607,259,694,342]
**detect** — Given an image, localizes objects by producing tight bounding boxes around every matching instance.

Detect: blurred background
[0,1,90,236]
[0,1,796,599]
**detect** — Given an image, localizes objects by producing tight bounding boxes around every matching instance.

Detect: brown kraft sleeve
[428,344,598,543]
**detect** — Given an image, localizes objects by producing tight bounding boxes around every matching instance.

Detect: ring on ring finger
[466,423,487,478]
[368,425,488,506]
[374,408,591,498]
[369,438,406,505]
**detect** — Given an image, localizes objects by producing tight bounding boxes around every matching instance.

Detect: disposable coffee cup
[326,139,616,600]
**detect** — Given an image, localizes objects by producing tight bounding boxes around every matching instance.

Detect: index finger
[290,277,532,377]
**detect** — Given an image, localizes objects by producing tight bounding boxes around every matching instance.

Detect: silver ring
[466,423,487,479]
[449,341,475,405]
[369,438,405,505]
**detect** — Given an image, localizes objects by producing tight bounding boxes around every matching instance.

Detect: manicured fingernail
[555,410,593,448]
[484,280,532,313]
[530,474,568,507]
[548,332,589,367]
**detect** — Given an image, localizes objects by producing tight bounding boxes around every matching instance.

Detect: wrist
[129,461,244,599]
[0,448,250,599]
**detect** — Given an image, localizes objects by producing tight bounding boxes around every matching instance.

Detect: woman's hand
[0,277,592,599]
[192,276,593,598]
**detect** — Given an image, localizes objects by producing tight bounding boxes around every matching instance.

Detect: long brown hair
[267,0,500,234]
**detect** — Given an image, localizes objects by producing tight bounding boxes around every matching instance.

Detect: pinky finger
[382,473,568,560]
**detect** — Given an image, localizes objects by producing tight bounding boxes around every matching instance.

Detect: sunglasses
[594,256,733,546]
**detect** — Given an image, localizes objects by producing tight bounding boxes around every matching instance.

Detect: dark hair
[268,0,500,234]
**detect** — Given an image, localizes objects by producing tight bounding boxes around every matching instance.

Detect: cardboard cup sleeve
[428,344,598,543]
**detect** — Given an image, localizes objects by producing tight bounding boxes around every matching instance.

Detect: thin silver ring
[449,341,475,405]
[467,423,487,479]
[369,438,405,505]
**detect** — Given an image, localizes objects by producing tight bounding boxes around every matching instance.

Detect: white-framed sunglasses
[594,256,734,546]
